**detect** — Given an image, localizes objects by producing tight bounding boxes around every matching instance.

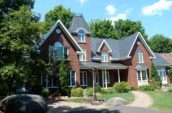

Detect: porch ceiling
[80,62,128,70]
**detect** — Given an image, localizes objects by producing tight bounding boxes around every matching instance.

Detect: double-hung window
[103,71,110,84]
[102,52,108,62]
[78,29,85,43]
[68,70,76,87]
[80,71,87,86]
[137,50,144,63]
[79,49,86,61]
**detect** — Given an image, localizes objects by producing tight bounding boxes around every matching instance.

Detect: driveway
[49,106,171,113]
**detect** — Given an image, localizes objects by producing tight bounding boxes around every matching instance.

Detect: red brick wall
[72,33,91,62]
[40,26,81,86]
[122,38,152,88]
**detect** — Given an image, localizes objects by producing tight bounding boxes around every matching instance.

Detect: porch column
[105,69,108,89]
[118,69,121,83]
[92,69,95,95]
[102,69,104,87]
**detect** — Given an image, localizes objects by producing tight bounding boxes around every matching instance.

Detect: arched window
[137,50,144,63]
[53,41,67,59]
[78,29,85,43]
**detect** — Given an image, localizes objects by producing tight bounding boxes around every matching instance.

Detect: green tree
[0,0,34,13]
[115,19,148,41]
[149,63,162,89]
[149,34,172,53]
[43,5,74,33]
[0,6,41,94]
[89,19,117,39]
[58,58,70,96]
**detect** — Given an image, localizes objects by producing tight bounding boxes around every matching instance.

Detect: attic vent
[137,41,141,45]
[56,28,61,34]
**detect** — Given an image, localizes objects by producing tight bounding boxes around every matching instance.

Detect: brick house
[39,15,171,89]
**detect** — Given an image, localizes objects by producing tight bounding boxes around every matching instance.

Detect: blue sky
[33,0,172,39]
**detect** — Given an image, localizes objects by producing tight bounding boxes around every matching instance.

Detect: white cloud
[106,4,116,15]
[109,13,127,22]
[78,0,87,5]
[142,0,172,16]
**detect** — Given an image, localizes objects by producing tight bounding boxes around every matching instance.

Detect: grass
[145,91,172,112]
[97,92,134,102]
[66,92,134,103]
[66,97,83,103]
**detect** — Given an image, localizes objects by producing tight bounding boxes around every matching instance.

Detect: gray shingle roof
[68,15,90,33]
[80,62,128,69]
[90,32,139,59]
[153,53,170,66]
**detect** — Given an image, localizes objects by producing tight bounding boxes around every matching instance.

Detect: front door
[137,70,148,86]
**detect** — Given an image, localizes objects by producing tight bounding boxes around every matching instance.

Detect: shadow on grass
[49,106,121,113]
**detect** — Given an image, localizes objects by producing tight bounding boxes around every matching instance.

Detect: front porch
[80,62,128,88]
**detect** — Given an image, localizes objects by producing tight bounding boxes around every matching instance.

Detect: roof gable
[39,20,82,52]
[127,32,155,58]
[97,40,112,52]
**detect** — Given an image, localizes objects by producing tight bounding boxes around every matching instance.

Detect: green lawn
[67,92,134,103]
[145,91,172,112]
[97,92,134,102]
[66,97,83,103]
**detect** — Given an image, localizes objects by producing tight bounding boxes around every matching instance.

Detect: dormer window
[102,52,108,62]
[78,29,85,43]
[137,50,144,63]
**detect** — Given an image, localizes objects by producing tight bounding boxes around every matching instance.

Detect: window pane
[78,30,85,42]
[102,52,108,62]
[137,71,141,80]
[142,70,147,80]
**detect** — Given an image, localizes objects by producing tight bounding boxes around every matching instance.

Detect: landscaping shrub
[95,84,101,93]
[41,88,49,98]
[85,87,93,96]
[101,88,113,94]
[138,85,155,91]
[113,82,131,93]
[71,87,83,97]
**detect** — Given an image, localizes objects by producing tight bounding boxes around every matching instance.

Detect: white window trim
[137,70,148,86]
[69,70,76,87]
[102,52,108,62]
[79,49,87,61]
[80,71,88,86]
[157,67,167,84]
[137,50,144,63]
[78,30,86,43]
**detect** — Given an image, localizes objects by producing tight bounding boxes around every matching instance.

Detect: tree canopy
[89,19,148,41]
[149,34,172,53]
[43,5,74,33]
[0,6,41,94]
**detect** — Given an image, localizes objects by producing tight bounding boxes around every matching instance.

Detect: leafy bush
[85,87,93,96]
[41,88,49,98]
[138,85,155,91]
[71,87,83,97]
[100,88,113,94]
[113,82,131,93]
[0,84,9,96]
[95,84,101,93]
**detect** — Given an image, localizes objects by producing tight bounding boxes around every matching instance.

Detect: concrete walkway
[128,91,153,108]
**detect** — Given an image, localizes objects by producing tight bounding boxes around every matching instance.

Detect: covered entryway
[80,62,128,88]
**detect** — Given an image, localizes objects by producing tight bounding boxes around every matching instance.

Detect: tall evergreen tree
[58,59,70,96]
[149,63,162,89]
